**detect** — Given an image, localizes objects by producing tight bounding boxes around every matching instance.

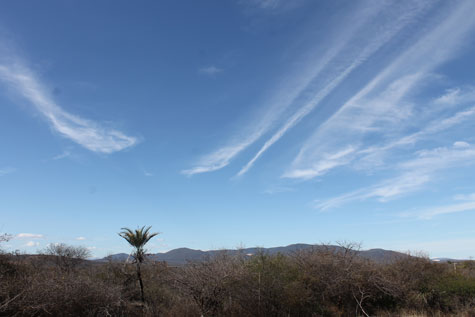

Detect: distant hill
[99,244,409,265]
[103,253,130,262]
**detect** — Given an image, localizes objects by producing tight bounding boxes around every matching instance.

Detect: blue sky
[1,0,475,259]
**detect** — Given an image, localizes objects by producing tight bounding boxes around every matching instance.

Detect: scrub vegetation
[1,237,474,316]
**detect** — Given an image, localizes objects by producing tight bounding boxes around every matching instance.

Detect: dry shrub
[17,275,124,316]
[2,244,475,316]
[0,256,131,317]
[292,243,400,316]
[235,252,305,316]
[172,252,247,316]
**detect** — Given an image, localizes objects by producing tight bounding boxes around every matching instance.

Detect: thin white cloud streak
[76,237,86,241]
[284,73,423,179]
[315,144,475,211]
[0,62,137,154]
[240,0,305,12]
[355,106,475,168]
[284,146,356,179]
[0,167,16,176]
[315,172,431,211]
[434,87,475,106]
[52,150,71,160]
[16,233,43,239]
[182,140,264,175]
[286,0,475,180]
[416,201,475,219]
[199,66,223,75]
[453,193,475,201]
[250,0,284,10]
[237,1,432,176]
[183,1,404,176]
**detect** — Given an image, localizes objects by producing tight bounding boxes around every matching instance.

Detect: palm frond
[119,225,159,263]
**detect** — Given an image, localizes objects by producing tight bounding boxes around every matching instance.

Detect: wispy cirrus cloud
[397,191,475,219]
[0,56,137,154]
[199,66,223,75]
[247,0,284,10]
[351,105,475,171]
[453,192,475,201]
[415,201,475,220]
[315,172,431,211]
[185,1,429,176]
[182,139,262,175]
[16,233,44,239]
[285,0,475,180]
[281,70,423,179]
[434,87,475,106]
[284,146,357,180]
[315,143,475,211]
[52,150,71,160]
[237,1,434,176]
[239,0,307,12]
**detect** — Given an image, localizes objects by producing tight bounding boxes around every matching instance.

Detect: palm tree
[119,226,159,302]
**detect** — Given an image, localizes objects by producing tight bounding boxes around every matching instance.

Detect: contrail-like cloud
[236,0,431,176]
[182,1,398,176]
[285,0,475,180]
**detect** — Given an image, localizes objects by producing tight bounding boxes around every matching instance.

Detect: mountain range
[98,243,410,265]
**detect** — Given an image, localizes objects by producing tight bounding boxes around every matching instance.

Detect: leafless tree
[0,234,11,243]
[0,234,12,253]
[43,243,91,272]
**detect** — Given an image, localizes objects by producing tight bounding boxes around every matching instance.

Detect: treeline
[1,244,475,316]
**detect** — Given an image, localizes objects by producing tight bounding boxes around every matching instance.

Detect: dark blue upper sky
[1,0,475,258]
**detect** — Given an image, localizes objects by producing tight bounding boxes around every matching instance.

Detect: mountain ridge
[99,243,409,265]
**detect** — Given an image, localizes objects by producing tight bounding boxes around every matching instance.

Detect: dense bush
[1,246,475,316]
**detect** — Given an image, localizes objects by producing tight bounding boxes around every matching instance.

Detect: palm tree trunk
[136,262,145,302]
